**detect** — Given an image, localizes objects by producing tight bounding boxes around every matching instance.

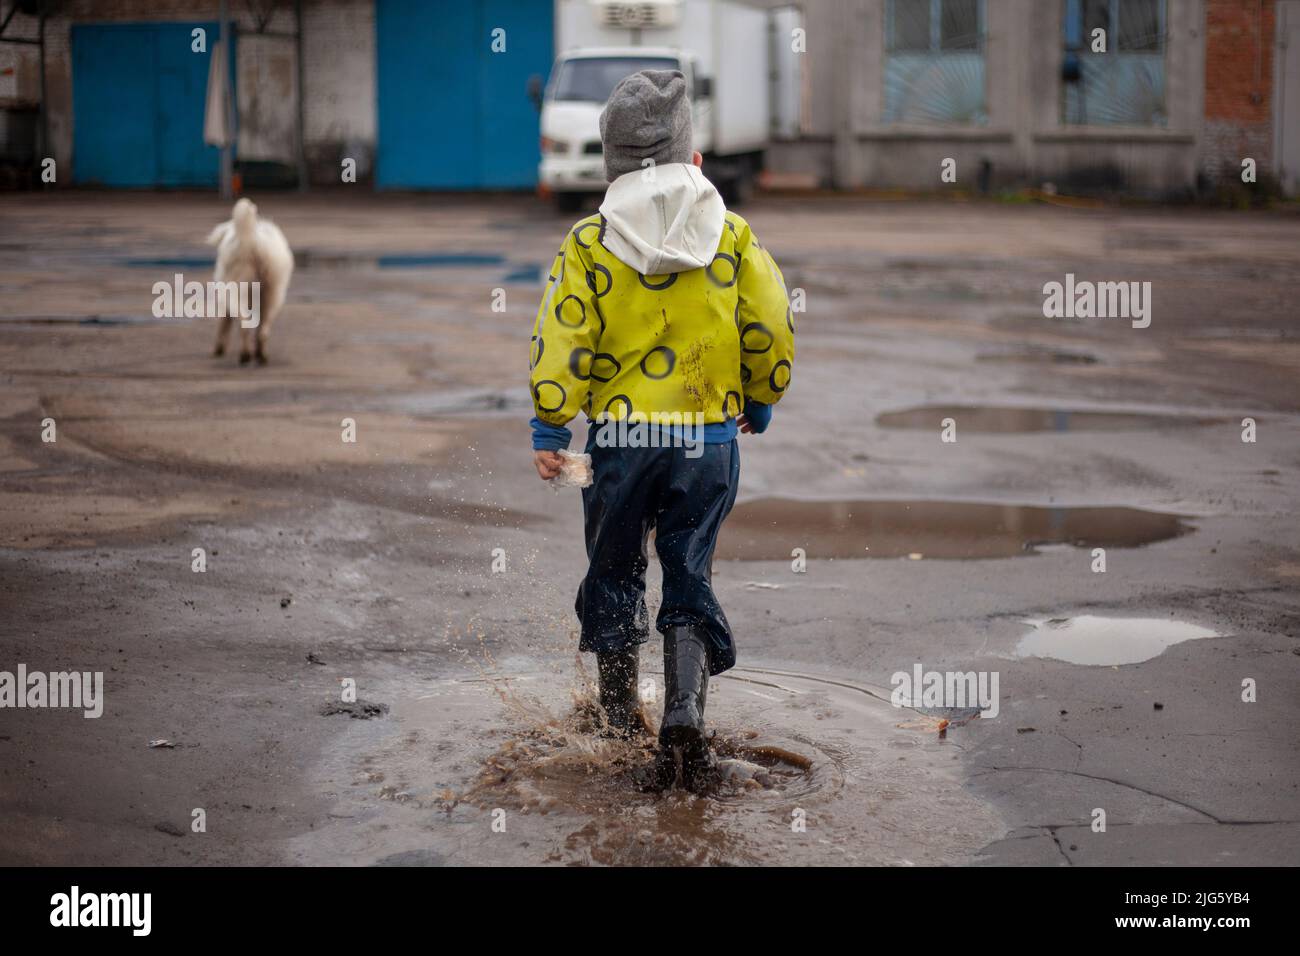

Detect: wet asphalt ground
[1,192,1298,865]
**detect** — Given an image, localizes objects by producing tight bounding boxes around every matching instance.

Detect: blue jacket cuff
[742,399,773,434]
[530,416,572,451]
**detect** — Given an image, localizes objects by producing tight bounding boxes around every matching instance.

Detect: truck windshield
[550,57,681,103]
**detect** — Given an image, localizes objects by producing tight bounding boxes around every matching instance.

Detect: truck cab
[538,47,710,212]
[532,0,777,213]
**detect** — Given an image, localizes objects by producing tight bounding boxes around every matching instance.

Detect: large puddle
[291,658,1004,867]
[1017,615,1220,665]
[716,499,1191,560]
[876,405,1225,433]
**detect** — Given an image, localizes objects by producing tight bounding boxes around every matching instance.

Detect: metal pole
[295,0,307,191]
[219,0,232,199]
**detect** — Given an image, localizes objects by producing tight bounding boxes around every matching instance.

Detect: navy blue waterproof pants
[575,433,740,675]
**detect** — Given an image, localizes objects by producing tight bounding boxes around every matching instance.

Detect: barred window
[941,0,981,51]
[885,0,987,124]
[1063,0,1167,125]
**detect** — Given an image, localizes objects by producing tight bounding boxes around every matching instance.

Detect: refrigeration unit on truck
[532,0,778,212]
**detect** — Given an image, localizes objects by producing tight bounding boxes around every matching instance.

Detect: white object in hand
[552,449,593,488]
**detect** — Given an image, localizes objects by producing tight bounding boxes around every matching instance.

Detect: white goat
[206,198,294,365]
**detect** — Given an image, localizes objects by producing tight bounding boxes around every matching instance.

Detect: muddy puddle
[876,405,1226,433]
[715,498,1190,560]
[291,657,1004,866]
[1017,615,1220,665]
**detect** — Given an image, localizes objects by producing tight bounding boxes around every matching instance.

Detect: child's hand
[534,450,564,480]
[738,400,772,434]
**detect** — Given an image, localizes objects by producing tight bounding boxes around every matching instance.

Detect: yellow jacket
[529,165,794,429]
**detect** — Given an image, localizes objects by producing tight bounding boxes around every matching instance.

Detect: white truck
[532,0,787,212]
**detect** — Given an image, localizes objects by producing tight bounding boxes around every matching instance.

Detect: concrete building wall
[2,0,1284,195]
[237,31,301,164]
[0,13,42,106]
[769,0,1211,197]
[1026,0,1205,197]
[0,10,44,176]
[301,0,376,182]
[0,0,376,184]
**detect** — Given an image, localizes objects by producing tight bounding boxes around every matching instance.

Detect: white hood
[597,164,726,275]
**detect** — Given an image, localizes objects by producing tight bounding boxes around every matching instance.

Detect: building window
[1062,0,1167,126]
[884,0,987,124]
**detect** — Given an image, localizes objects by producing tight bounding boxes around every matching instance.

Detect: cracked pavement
[1,194,1298,865]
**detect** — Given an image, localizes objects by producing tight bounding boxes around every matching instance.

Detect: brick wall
[1202,0,1276,181]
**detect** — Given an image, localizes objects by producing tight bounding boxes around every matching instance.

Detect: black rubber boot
[655,626,715,790]
[596,647,641,738]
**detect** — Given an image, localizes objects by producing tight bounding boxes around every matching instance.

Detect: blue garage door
[376,0,552,189]
[72,22,230,187]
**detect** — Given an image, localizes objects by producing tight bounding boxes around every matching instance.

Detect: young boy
[528,70,794,789]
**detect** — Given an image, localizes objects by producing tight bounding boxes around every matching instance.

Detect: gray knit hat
[598,70,693,182]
